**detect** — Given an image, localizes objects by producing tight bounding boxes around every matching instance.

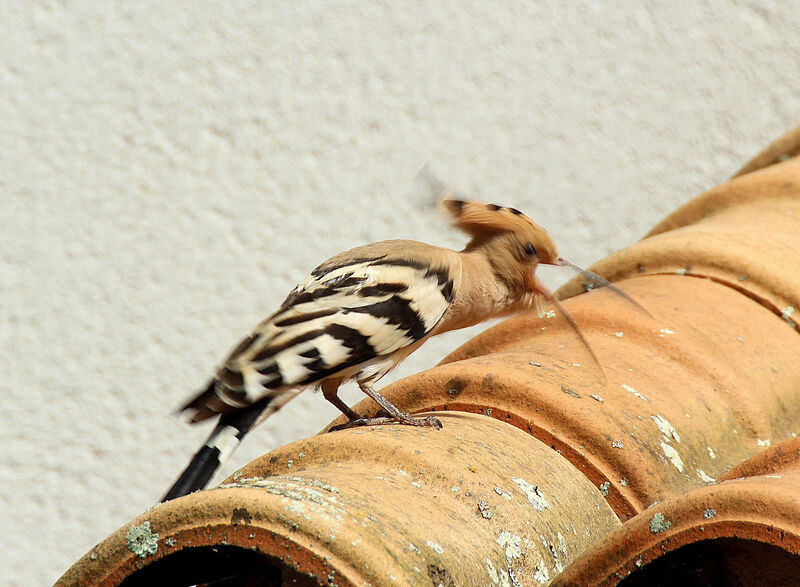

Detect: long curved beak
[532,277,604,377]
[552,257,651,316]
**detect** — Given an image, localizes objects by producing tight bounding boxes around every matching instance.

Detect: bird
[162,197,641,501]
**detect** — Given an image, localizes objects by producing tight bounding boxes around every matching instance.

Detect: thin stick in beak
[555,257,651,317]
[534,279,605,378]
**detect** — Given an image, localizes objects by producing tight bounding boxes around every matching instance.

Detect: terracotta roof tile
[552,464,800,585]
[58,413,621,585]
[58,128,800,585]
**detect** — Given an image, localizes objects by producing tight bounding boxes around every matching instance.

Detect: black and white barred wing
[184,248,455,422]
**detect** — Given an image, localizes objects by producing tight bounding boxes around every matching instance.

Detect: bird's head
[441,196,647,376]
[440,198,560,293]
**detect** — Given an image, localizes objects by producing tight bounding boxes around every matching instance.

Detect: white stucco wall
[2,2,799,584]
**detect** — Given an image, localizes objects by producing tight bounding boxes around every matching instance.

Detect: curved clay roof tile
[59,127,800,585]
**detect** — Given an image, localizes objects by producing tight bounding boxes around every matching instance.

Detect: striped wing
[186,247,455,420]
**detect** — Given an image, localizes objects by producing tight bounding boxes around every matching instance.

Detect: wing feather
[185,242,458,421]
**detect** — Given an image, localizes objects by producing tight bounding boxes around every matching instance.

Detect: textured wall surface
[2,2,799,584]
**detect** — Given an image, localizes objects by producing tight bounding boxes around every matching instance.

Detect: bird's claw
[329,414,443,432]
[419,415,443,429]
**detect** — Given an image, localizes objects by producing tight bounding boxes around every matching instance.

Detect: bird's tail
[161,403,266,502]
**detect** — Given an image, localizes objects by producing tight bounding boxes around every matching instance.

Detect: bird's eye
[524,243,537,257]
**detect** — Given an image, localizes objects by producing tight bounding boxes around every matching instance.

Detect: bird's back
[182,239,460,423]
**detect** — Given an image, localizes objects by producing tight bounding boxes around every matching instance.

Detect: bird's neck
[434,249,537,335]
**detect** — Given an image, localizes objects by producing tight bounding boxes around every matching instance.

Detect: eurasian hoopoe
[162,198,638,501]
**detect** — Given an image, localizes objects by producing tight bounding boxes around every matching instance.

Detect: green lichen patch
[125,521,159,558]
[649,512,671,534]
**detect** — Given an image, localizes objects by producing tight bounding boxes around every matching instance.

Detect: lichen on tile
[621,384,648,401]
[426,540,444,554]
[125,521,159,558]
[696,469,715,483]
[651,414,681,443]
[781,306,796,328]
[660,442,685,473]
[511,477,551,510]
[649,512,671,534]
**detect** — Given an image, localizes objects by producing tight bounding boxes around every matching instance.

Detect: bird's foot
[329,414,442,432]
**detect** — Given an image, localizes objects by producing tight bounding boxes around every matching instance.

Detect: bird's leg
[321,379,362,421]
[328,383,442,431]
